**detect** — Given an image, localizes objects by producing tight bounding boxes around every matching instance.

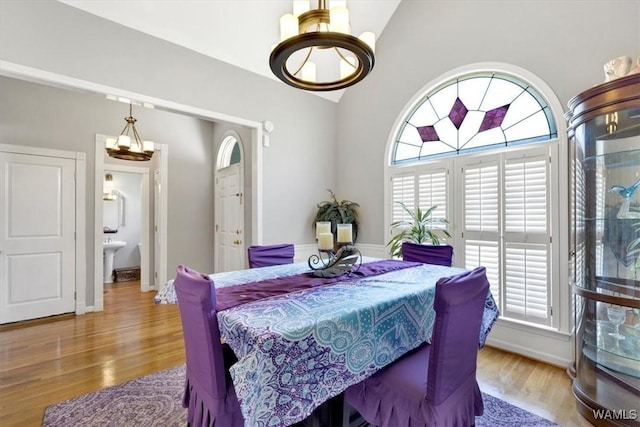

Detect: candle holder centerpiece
[309,222,362,277]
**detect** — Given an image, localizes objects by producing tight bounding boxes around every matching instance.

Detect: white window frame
[384,63,570,337]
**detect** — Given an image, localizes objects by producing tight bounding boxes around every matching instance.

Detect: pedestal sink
[103,240,126,283]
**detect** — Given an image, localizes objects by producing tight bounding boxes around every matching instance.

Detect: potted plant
[313,189,359,242]
[387,201,451,258]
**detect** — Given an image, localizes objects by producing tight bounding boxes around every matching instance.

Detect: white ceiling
[59,0,401,102]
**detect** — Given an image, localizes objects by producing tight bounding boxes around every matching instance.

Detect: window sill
[495,316,572,340]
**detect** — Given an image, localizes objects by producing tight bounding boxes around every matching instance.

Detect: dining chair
[174,265,244,427]
[402,241,454,266]
[344,266,490,427]
[247,243,295,268]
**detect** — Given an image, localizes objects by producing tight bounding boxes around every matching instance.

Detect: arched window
[217,135,242,170]
[386,64,567,332]
[392,72,557,164]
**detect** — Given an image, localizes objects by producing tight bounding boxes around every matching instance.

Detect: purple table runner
[215,259,421,311]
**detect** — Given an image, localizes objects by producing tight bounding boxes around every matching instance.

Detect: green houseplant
[387,202,451,258]
[313,189,359,242]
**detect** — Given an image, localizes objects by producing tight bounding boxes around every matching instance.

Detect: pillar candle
[316,221,331,239]
[318,232,334,250]
[337,223,353,244]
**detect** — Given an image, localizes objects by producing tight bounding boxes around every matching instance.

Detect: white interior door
[0,152,76,323]
[216,164,244,272]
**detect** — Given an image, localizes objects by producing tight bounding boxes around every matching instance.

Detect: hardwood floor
[0,281,591,426]
[477,347,591,427]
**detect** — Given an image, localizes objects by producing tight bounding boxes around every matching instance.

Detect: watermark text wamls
[593,409,638,421]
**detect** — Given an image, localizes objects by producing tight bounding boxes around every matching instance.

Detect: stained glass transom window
[391,73,557,165]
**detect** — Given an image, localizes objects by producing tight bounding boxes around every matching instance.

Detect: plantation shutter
[503,151,550,324]
[465,240,500,304]
[391,174,415,223]
[464,163,499,233]
[573,152,587,322]
[390,165,449,258]
[463,160,501,302]
[594,167,606,275]
[575,157,586,289]
[418,169,447,227]
[461,148,552,326]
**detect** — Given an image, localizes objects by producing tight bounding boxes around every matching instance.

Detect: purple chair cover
[402,241,454,266]
[247,243,295,268]
[344,266,489,427]
[174,265,244,427]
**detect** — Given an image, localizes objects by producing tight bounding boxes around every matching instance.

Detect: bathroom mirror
[103,189,126,231]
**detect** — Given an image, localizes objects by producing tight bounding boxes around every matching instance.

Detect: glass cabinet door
[568,73,640,425]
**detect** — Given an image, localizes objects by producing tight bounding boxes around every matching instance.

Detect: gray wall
[0,0,338,307]
[0,0,338,244]
[0,76,217,302]
[337,0,640,244]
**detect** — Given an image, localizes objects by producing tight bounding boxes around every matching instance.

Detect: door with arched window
[215,133,245,272]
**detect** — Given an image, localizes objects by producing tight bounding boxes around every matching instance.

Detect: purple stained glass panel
[479,104,510,132]
[448,97,468,129]
[417,125,439,142]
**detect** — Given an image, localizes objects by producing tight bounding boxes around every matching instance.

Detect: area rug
[42,365,559,426]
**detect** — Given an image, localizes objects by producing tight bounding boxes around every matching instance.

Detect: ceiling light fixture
[270,0,375,91]
[105,104,154,161]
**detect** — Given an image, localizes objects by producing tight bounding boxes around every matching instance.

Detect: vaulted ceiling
[59,0,401,102]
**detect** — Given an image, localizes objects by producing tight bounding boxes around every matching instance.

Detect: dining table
[155,257,499,427]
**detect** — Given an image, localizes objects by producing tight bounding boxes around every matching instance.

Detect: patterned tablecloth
[155,261,317,305]
[202,262,499,427]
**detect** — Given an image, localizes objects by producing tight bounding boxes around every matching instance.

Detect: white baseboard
[354,243,390,259]
[484,320,573,368]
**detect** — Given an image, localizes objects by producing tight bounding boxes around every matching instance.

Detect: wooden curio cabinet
[566,73,640,426]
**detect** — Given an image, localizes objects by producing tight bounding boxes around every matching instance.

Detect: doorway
[215,132,245,272]
[102,167,148,287]
[93,136,168,312]
[1,62,265,313]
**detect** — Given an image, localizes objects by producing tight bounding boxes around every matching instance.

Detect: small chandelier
[270,0,376,91]
[105,104,154,161]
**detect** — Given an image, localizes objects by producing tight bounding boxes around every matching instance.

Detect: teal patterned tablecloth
[213,262,498,427]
